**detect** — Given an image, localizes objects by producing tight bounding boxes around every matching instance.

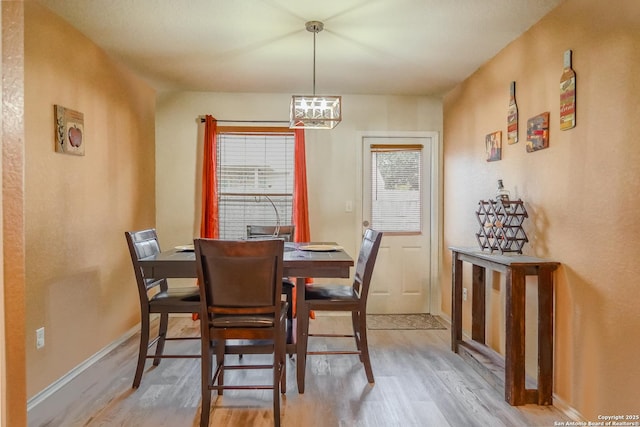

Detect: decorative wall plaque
[526,112,550,153]
[507,81,518,144]
[560,49,576,130]
[55,105,85,156]
[485,130,502,162]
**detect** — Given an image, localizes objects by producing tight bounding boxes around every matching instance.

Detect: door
[361,133,437,314]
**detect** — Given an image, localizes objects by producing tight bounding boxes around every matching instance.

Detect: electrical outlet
[462,287,468,301]
[36,327,45,349]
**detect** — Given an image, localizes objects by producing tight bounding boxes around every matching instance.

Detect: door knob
[362,220,370,227]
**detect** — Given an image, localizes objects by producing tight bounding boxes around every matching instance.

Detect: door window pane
[370,145,422,233]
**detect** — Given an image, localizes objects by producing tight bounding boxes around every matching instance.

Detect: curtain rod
[199,117,289,124]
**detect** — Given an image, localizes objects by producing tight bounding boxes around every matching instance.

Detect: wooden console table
[449,247,560,406]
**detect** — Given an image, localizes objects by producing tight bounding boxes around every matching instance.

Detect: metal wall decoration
[55,105,85,156]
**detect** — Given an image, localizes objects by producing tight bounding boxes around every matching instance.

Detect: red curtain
[200,115,219,238]
[293,129,310,243]
[292,129,314,318]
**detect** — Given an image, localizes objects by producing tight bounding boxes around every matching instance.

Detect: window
[217,129,295,239]
[370,144,422,233]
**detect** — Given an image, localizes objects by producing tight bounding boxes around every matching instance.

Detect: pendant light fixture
[290,21,342,129]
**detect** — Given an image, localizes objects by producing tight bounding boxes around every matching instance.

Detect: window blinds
[370,144,423,233]
[217,132,294,239]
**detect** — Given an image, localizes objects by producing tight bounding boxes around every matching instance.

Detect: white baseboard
[437,312,452,327]
[26,324,139,412]
[552,394,585,421]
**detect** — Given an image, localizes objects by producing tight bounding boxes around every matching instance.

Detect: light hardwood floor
[28,315,570,427]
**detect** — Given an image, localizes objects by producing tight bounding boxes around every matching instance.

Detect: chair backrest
[246,225,295,242]
[353,229,383,305]
[125,228,167,304]
[194,238,284,318]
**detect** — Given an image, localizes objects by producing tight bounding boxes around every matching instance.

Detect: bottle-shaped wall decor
[507,81,518,144]
[560,49,576,130]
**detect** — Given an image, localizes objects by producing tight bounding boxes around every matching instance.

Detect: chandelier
[290,21,342,130]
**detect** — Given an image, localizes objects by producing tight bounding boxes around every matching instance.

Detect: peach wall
[442,0,640,419]
[24,3,156,399]
[2,2,27,425]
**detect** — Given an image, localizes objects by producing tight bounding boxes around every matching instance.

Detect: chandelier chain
[313,30,316,95]
[305,20,323,96]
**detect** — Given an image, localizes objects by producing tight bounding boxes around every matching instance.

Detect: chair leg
[216,341,225,396]
[200,339,212,427]
[279,321,287,394]
[297,303,310,394]
[133,313,150,388]
[357,310,375,384]
[351,311,362,356]
[273,349,282,427]
[153,312,169,365]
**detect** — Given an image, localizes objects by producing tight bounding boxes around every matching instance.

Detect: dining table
[137,241,354,393]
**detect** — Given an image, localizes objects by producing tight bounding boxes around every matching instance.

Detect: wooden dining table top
[137,241,354,279]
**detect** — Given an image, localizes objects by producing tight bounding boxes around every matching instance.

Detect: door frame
[355,131,442,314]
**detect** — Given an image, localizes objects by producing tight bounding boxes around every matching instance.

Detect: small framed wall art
[526,112,550,152]
[55,104,85,156]
[486,131,502,162]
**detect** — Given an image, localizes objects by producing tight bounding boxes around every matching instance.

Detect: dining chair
[246,224,295,242]
[124,229,200,388]
[297,228,383,393]
[194,238,288,427]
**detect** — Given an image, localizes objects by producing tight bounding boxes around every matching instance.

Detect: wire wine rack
[475,199,529,254]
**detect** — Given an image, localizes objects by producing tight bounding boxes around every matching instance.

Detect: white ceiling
[35,0,562,96]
